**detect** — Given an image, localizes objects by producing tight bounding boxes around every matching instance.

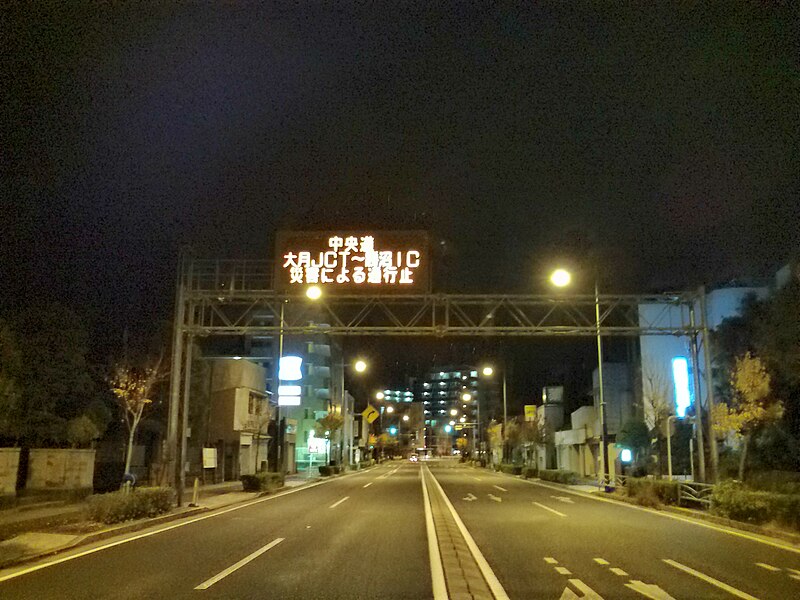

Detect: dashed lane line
[609,567,628,577]
[362,482,373,488]
[593,558,610,565]
[663,559,760,600]
[755,563,780,572]
[194,538,284,590]
[555,566,572,575]
[328,496,350,509]
[493,485,508,492]
[545,557,559,564]
[533,501,567,517]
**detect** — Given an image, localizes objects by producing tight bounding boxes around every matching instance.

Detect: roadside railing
[677,481,716,507]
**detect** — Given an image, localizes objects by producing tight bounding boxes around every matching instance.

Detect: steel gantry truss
[166,257,716,502]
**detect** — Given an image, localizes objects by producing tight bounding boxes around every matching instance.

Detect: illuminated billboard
[274,231,430,293]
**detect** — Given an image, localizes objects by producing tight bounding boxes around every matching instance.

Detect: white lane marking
[788,568,800,576]
[755,562,780,572]
[556,566,572,575]
[426,466,510,600]
[194,538,284,590]
[533,501,567,517]
[363,482,373,488]
[790,574,800,582]
[610,567,628,576]
[472,477,482,482]
[593,558,610,565]
[493,485,508,492]
[663,559,759,600]
[545,557,559,564]
[551,495,575,504]
[0,476,336,584]
[488,494,502,502]
[522,478,800,556]
[559,586,580,600]
[421,467,447,600]
[568,579,604,599]
[463,493,477,502]
[625,580,676,600]
[328,496,350,509]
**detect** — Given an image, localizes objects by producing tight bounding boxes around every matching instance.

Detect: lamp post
[477,365,507,464]
[550,268,611,491]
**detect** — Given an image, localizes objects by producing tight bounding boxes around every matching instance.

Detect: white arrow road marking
[463,493,477,502]
[488,494,502,502]
[551,495,575,504]
[195,538,284,590]
[328,496,350,509]
[493,485,508,492]
[566,579,604,599]
[663,559,759,600]
[755,562,780,572]
[533,501,566,517]
[625,580,676,600]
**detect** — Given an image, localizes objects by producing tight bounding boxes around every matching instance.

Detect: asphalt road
[0,460,798,599]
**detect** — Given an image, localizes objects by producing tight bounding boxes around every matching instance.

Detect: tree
[712,352,783,480]
[641,363,672,475]
[519,413,546,467]
[487,420,502,464]
[66,415,101,448]
[316,413,344,464]
[110,355,164,477]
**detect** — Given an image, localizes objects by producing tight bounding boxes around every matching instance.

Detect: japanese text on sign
[277,232,428,291]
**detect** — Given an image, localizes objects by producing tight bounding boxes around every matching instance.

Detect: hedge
[626,478,679,506]
[86,487,173,524]
[241,472,285,492]
[539,469,579,485]
[522,466,538,479]
[498,463,523,475]
[712,481,800,530]
[318,465,343,476]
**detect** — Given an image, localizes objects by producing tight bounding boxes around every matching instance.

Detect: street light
[550,267,611,491]
[450,408,459,416]
[375,391,384,400]
[354,359,367,373]
[305,285,322,300]
[402,414,410,422]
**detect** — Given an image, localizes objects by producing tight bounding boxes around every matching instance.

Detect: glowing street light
[306,285,322,300]
[386,405,394,414]
[459,416,466,423]
[481,366,493,377]
[402,414,409,422]
[549,268,571,288]
[461,392,472,401]
[375,391,384,400]
[354,359,367,373]
[450,408,458,416]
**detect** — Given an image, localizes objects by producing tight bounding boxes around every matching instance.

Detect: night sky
[3,3,799,393]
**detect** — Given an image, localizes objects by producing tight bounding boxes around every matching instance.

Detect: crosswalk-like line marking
[610,567,628,576]
[555,566,572,575]
[544,557,559,564]
[593,558,610,565]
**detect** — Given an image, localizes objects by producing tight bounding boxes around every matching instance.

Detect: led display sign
[672,357,692,418]
[278,356,303,406]
[274,230,431,293]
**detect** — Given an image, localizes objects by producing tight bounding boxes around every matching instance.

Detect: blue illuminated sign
[671,357,692,418]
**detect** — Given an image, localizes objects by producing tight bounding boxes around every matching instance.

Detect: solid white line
[520,478,800,556]
[328,496,350,509]
[755,562,780,572]
[427,467,510,600]
[363,482,373,488]
[544,557,559,564]
[0,477,334,584]
[593,558,610,565]
[493,485,508,492]
[195,538,283,590]
[556,566,572,575]
[610,567,628,576]
[663,559,760,600]
[533,502,567,517]
[421,469,448,600]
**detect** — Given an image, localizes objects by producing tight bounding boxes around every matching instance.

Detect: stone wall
[25,449,95,496]
[0,448,21,498]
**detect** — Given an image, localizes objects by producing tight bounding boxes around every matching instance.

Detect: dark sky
[3,2,799,353]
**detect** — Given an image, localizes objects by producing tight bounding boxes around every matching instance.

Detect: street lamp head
[481,366,493,377]
[459,416,466,423]
[386,405,394,413]
[461,392,472,401]
[402,414,410,422]
[306,285,322,300]
[450,408,458,416]
[375,391,384,400]
[354,359,367,373]
[549,268,572,288]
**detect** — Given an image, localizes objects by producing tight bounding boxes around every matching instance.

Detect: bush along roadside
[626,478,680,507]
[241,472,285,493]
[711,480,800,531]
[86,487,174,524]
[539,469,580,485]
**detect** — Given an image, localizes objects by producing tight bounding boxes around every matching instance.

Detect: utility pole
[167,249,186,491]
[699,287,719,482]
[689,302,706,482]
[595,280,611,491]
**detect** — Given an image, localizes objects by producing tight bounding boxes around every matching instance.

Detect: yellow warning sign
[362,404,380,423]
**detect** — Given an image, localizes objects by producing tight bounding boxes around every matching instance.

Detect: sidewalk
[0,473,323,569]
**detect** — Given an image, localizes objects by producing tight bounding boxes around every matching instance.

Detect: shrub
[627,478,679,506]
[711,480,800,530]
[359,460,372,469]
[318,465,332,476]
[746,470,800,495]
[522,466,538,479]
[539,469,579,485]
[241,472,284,492]
[499,463,522,475]
[86,487,173,524]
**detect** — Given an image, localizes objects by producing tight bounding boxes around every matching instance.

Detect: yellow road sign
[362,404,380,423]
[524,405,537,422]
